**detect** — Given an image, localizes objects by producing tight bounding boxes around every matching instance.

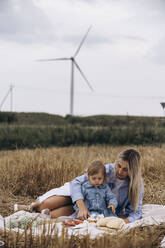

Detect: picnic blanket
[0,204,165,247]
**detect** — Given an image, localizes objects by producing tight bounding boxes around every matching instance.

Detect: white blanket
[0,204,165,247]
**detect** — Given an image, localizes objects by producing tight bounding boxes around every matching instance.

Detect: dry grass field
[0,145,165,247]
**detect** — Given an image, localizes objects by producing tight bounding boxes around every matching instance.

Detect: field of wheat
[0,145,165,247]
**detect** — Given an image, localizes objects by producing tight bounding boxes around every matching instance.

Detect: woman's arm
[70,174,88,203]
[105,185,118,208]
[70,164,114,202]
[70,174,90,219]
[70,164,114,219]
[124,184,144,223]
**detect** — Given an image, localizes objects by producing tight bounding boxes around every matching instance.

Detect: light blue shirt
[73,180,117,217]
[70,163,144,223]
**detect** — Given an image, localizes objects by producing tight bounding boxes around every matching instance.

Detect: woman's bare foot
[14,204,32,212]
[14,201,40,212]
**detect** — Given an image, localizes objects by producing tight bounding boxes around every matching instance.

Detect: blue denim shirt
[70,163,144,223]
[73,180,117,217]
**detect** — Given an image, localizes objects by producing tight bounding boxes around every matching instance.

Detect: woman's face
[115,159,129,180]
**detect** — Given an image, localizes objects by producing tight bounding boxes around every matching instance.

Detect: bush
[0,125,164,150]
[0,112,17,123]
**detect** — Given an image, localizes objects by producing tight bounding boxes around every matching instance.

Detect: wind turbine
[37,26,93,116]
[160,102,165,116]
[0,84,14,112]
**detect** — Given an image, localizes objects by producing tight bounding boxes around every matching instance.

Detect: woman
[71,148,143,223]
[15,148,143,223]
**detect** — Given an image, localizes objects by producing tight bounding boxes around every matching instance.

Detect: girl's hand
[76,199,90,220]
[107,204,116,214]
[122,218,130,224]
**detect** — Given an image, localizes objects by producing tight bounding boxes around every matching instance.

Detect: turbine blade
[74,60,93,91]
[73,26,92,58]
[36,58,70,62]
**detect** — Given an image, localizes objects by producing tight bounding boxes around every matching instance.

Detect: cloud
[146,38,165,65]
[62,34,115,47]
[69,0,165,9]
[0,0,9,12]
[122,35,146,42]
[0,0,54,44]
[67,0,99,4]
[62,33,145,48]
[0,0,164,49]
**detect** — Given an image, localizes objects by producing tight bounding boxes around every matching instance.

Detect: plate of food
[62,219,83,227]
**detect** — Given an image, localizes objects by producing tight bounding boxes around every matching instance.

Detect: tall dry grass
[0,146,165,210]
[0,221,165,247]
[0,145,165,247]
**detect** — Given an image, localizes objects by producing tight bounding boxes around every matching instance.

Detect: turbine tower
[37,26,93,116]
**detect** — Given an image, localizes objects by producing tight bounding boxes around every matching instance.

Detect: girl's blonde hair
[115,149,141,211]
[87,160,106,183]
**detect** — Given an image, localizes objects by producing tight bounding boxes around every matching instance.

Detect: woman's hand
[76,199,90,220]
[107,204,116,214]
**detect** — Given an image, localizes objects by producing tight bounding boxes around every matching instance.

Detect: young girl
[72,160,118,218]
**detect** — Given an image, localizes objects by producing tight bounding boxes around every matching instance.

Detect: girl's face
[89,171,104,187]
[115,159,129,180]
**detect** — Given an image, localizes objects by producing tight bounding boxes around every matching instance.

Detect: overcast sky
[0,0,165,117]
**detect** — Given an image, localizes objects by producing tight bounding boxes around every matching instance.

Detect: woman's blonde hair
[115,149,141,211]
[87,160,106,183]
